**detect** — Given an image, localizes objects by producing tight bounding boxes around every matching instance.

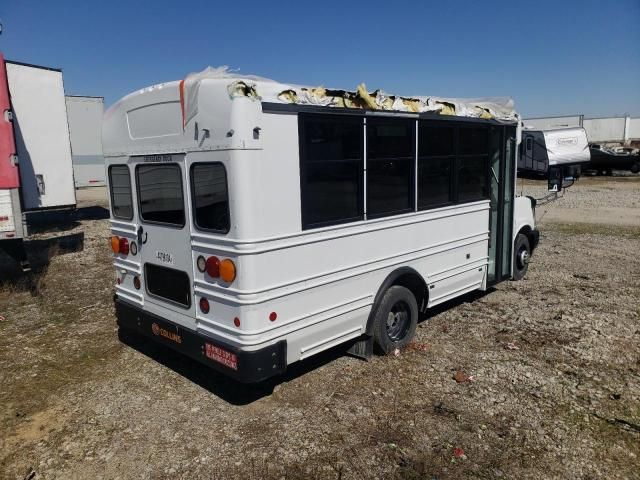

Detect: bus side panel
[198,204,490,364]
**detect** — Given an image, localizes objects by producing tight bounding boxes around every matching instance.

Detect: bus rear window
[191,163,230,233]
[108,165,133,220]
[136,164,185,227]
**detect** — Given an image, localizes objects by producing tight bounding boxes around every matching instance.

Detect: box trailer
[518,127,590,177]
[66,95,105,187]
[0,54,77,268]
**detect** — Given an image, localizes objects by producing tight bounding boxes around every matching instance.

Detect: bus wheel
[372,286,418,354]
[513,233,531,281]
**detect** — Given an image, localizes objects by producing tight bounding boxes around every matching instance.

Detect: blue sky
[1,0,639,118]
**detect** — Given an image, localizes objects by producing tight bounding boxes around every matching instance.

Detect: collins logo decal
[151,322,182,344]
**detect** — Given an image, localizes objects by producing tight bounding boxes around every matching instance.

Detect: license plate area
[205,343,238,370]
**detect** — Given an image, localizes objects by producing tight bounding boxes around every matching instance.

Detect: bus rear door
[133,155,196,326]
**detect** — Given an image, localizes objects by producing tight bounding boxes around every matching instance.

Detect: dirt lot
[1,177,639,479]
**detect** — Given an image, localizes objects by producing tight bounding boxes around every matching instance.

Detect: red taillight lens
[233,317,240,327]
[133,276,141,290]
[269,312,277,322]
[199,297,210,314]
[119,237,129,255]
[205,256,220,277]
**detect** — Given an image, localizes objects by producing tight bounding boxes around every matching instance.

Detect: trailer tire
[372,286,418,355]
[513,233,531,281]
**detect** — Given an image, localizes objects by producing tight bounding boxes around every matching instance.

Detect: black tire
[512,233,531,281]
[631,163,640,174]
[372,286,418,354]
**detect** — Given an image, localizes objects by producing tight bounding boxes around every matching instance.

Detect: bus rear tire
[372,286,418,354]
[513,233,531,281]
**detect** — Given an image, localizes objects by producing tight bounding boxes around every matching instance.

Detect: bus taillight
[220,259,236,283]
[119,238,129,255]
[111,236,120,253]
[205,256,220,277]
[199,297,210,314]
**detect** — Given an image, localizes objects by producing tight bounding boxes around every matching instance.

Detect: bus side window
[299,114,364,229]
[457,127,490,203]
[366,118,415,218]
[418,123,454,209]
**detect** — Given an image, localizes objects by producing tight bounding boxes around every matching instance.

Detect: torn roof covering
[182,66,519,124]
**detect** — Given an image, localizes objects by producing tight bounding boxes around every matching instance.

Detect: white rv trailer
[103,70,538,382]
[518,127,590,177]
[65,95,105,187]
[0,55,77,268]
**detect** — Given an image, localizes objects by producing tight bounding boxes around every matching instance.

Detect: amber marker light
[219,259,236,283]
[111,236,120,253]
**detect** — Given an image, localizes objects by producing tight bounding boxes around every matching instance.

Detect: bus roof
[179,66,518,124]
[103,67,519,157]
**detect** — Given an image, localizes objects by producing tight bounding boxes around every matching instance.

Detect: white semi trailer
[0,54,77,269]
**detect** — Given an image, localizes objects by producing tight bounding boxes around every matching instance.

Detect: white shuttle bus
[103,70,538,382]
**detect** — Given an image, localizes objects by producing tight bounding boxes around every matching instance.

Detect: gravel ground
[0,177,638,479]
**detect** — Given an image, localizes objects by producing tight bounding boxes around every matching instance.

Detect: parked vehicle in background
[518,127,590,178]
[587,144,640,175]
[66,95,105,187]
[0,54,76,269]
[104,69,539,383]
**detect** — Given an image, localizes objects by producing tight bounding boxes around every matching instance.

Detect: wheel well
[517,225,535,249]
[365,268,428,336]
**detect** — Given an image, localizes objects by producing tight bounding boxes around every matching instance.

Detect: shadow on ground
[0,206,108,289]
[117,287,495,405]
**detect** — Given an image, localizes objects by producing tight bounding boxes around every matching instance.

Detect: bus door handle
[137,226,147,245]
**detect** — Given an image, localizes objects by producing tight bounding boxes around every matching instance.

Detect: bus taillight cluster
[196,255,236,283]
[111,235,137,256]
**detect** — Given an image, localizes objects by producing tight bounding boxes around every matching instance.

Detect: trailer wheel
[513,233,531,281]
[372,286,418,354]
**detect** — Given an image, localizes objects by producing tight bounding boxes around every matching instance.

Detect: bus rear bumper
[115,297,287,383]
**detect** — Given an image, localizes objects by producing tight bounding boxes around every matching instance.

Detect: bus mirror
[548,166,562,192]
[548,166,576,192]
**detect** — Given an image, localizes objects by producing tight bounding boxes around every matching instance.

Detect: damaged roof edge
[261,102,519,125]
[180,66,520,125]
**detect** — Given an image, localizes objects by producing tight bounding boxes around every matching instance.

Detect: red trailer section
[0,53,20,189]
